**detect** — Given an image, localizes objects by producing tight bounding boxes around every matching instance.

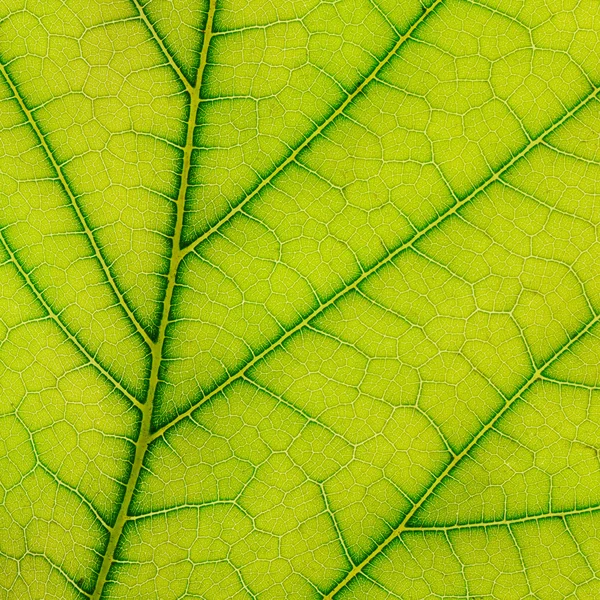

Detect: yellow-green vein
[89,1,217,598]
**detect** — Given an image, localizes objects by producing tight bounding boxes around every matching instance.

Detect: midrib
[89,1,216,597]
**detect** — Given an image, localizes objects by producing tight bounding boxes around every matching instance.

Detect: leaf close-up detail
[1,0,600,598]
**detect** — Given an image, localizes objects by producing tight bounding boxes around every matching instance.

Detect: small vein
[507,523,535,597]
[562,515,597,577]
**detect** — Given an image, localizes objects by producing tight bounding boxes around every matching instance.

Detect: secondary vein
[322,310,600,599]
[179,0,445,258]
[152,84,600,443]
[0,231,142,409]
[0,61,153,350]
[403,505,600,532]
[131,0,195,91]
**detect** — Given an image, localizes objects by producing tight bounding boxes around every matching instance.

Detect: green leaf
[1,0,599,598]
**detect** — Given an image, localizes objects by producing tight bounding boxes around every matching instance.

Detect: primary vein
[89,2,217,598]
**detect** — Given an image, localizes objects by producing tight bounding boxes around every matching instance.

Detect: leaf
[1,0,599,598]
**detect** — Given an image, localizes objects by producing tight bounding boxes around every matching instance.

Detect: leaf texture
[1,0,600,598]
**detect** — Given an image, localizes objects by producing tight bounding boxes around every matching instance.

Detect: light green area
[0,0,599,598]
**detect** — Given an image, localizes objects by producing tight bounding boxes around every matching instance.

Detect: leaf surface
[1,0,600,598]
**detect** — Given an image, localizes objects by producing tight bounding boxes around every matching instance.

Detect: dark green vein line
[0,231,142,409]
[323,310,600,598]
[152,83,600,443]
[130,0,195,91]
[12,551,92,599]
[0,62,153,349]
[180,0,444,256]
[404,505,600,532]
[89,1,217,598]
[36,461,112,533]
